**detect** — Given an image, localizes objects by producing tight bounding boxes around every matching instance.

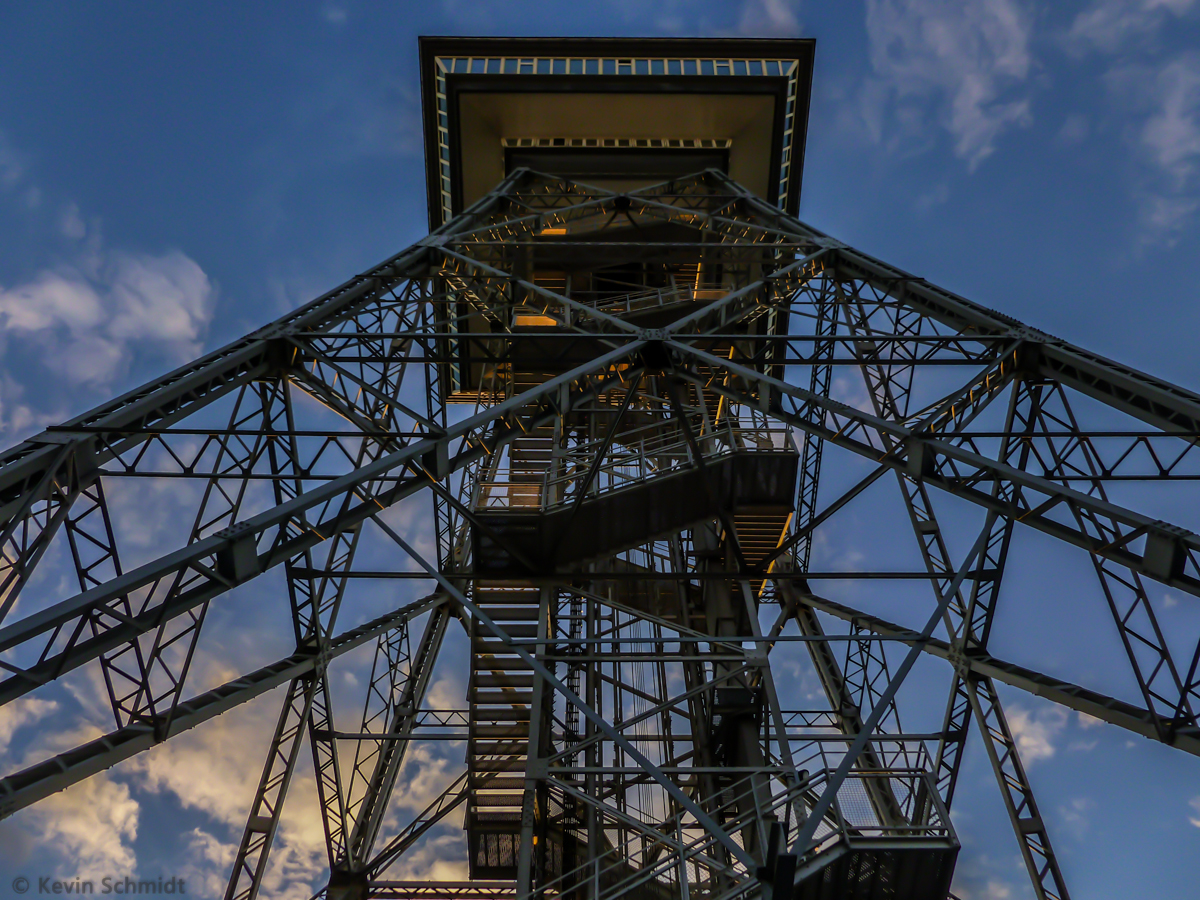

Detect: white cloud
[321,5,347,24]
[29,774,140,880]
[1006,703,1068,764]
[0,129,27,192]
[915,180,951,210]
[126,692,330,899]
[8,674,164,885]
[1067,0,1198,55]
[0,130,216,441]
[951,879,1018,900]
[375,495,440,571]
[0,129,41,211]
[179,828,235,899]
[1141,55,1200,186]
[1189,795,1200,827]
[0,252,214,385]
[106,252,214,349]
[380,831,469,881]
[1106,52,1200,238]
[390,739,464,818]
[1138,192,1200,234]
[130,697,280,824]
[738,0,802,35]
[1056,113,1091,146]
[1077,710,1105,729]
[59,202,86,240]
[0,696,58,757]
[863,0,1034,169]
[102,476,205,568]
[4,707,143,885]
[831,373,874,414]
[13,717,143,882]
[1058,796,1094,839]
[0,248,215,440]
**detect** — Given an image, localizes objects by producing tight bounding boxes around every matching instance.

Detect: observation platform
[420,36,815,229]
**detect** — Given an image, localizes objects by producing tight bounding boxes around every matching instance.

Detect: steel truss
[0,169,1197,900]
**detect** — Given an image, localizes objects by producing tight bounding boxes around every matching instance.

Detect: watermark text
[12,875,186,895]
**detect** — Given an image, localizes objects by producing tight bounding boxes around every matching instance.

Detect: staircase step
[472,657,532,671]
[470,807,524,825]
[469,775,525,791]
[474,598,541,609]
[471,608,540,621]
[469,744,530,760]
[470,724,531,738]
[469,757,528,773]
[472,673,535,689]
[471,811,523,826]
[470,690,535,706]
[471,793,525,809]
[477,710,535,724]
[474,589,540,601]
[472,643,535,657]
[470,737,530,754]
[477,628,540,643]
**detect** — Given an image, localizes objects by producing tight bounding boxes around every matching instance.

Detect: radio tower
[1,36,1197,900]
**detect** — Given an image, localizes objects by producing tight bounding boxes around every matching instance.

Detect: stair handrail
[474,419,798,512]
[539,422,798,510]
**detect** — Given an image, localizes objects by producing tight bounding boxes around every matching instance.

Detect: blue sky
[0,2,1199,899]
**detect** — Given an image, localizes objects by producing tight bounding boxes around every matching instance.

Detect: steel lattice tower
[1,35,1197,900]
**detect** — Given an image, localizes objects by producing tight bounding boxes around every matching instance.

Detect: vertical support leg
[63,477,150,730]
[839,280,1072,899]
[0,447,77,624]
[516,587,553,896]
[344,602,451,867]
[966,676,1069,900]
[225,675,317,900]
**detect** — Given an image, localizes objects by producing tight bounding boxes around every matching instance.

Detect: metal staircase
[473,424,799,575]
[467,581,540,879]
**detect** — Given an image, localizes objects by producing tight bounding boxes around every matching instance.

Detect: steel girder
[0,595,444,817]
[831,275,1069,899]
[0,170,1195,900]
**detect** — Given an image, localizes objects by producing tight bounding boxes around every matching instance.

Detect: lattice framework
[0,169,1196,900]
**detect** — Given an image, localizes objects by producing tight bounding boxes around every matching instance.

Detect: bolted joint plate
[326,869,370,900]
[946,644,974,679]
[215,521,262,584]
[29,431,101,490]
[811,235,846,250]
[1144,521,1193,581]
[422,443,451,481]
[638,329,672,371]
[904,437,937,479]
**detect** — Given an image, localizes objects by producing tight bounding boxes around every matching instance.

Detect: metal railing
[472,419,796,512]
[815,768,953,845]
[474,480,543,511]
[523,765,953,900]
[585,283,729,316]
